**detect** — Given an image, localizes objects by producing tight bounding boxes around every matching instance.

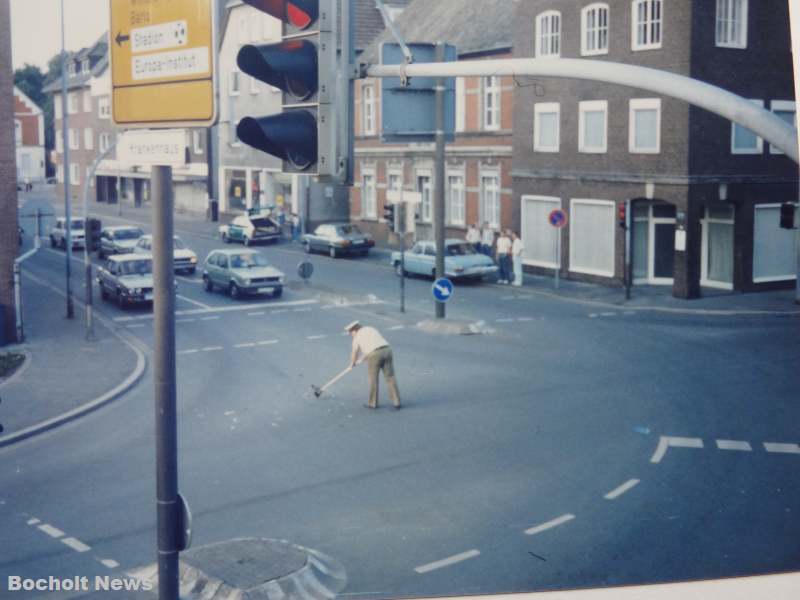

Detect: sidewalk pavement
[0,270,146,448]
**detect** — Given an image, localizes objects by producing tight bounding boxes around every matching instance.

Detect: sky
[10,0,109,71]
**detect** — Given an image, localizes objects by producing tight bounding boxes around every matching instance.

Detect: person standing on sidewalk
[481,222,495,257]
[511,231,524,287]
[466,223,481,253]
[346,321,401,410]
[496,230,512,284]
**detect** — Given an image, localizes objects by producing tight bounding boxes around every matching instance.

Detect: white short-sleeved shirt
[496,236,512,254]
[512,238,525,256]
[466,228,480,244]
[352,327,389,356]
[481,228,494,245]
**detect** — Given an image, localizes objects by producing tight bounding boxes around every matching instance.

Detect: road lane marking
[200,316,220,321]
[202,346,224,352]
[518,317,535,322]
[604,479,640,500]
[38,524,65,538]
[294,308,312,312]
[176,318,196,323]
[177,295,211,309]
[112,299,317,322]
[257,340,279,346]
[271,309,289,314]
[126,324,145,329]
[600,312,616,317]
[389,325,404,330]
[716,440,753,451]
[177,276,201,284]
[764,442,800,455]
[650,436,704,464]
[100,559,120,569]
[248,312,266,317]
[524,513,575,536]
[61,537,91,553]
[496,318,514,323]
[27,518,41,525]
[307,335,326,340]
[178,349,199,355]
[414,550,480,574]
[234,343,257,349]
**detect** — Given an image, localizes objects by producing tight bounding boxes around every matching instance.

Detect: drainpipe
[14,210,42,342]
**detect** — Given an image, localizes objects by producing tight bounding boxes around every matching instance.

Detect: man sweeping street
[345,321,402,410]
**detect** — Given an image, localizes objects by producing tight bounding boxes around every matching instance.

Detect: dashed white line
[600,312,616,317]
[588,313,599,318]
[248,312,266,317]
[38,524,65,539]
[61,537,91,553]
[307,335,326,340]
[716,440,753,452]
[294,308,312,312]
[414,550,480,574]
[650,436,704,464]
[389,325,405,330]
[100,559,120,569]
[112,299,317,322]
[524,513,575,536]
[202,346,224,352]
[257,340,279,346]
[604,479,640,500]
[126,324,145,329]
[177,295,211,310]
[271,309,289,314]
[496,318,514,323]
[200,316,220,321]
[176,318,196,324]
[27,518,41,525]
[518,317,534,322]
[234,343,257,349]
[178,349,199,355]
[764,442,800,455]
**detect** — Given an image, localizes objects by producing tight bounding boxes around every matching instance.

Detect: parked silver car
[134,234,198,274]
[98,226,144,258]
[202,249,286,299]
[96,254,155,308]
[50,217,85,250]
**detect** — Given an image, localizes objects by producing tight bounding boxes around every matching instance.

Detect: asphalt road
[2,194,800,599]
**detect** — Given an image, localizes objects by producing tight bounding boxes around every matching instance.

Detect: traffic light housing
[237,0,342,178]
[780,202,797,229]
[618,202,627,229]
[384,203,396,232]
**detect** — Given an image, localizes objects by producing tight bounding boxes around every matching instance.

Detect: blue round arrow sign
[432,278,454,303]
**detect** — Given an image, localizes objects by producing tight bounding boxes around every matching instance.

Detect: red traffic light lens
[286,2,313,29]
[241,0,316,29]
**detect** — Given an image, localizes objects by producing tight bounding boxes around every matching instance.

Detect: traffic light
[384,203,396,232]
[779,202,797,229]
[236,0,339,177]
[618,202,627,229]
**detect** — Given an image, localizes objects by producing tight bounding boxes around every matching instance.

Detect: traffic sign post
[109,0,218,128]
[548,209,568,290]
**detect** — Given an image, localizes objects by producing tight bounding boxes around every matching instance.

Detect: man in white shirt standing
[466,223,481,252]
[511,231,524,287]
[495,229,512,284]
[346,321,401,410]
[480,222,495,257]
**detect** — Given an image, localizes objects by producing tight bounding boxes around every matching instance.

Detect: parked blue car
[391,239,498,281]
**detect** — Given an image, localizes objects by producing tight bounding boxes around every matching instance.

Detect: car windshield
[446,243,477,256]
[173,238,185,249]
[70,220,84,230]
[230,253,268,268]
[119,259,152,276]
[337,225,362,235]
[114,228,143,240]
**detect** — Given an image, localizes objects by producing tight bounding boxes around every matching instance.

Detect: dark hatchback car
[302,224,375,258]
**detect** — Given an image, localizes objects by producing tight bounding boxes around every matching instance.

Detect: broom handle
[320,358,364,392]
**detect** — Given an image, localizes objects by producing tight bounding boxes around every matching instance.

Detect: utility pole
[60,0,74,319]
[434,42,446,319]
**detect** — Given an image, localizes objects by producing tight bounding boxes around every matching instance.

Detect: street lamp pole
[60,0,73,318]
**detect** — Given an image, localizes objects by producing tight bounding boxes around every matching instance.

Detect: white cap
[344,320,360,332]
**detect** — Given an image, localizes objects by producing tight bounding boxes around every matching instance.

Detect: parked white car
[50,217,85,250]
[134,234,198,274]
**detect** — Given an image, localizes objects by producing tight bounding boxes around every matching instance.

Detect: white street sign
[118,129,187,167]
[132,20,189,54]
[132,48,210,81]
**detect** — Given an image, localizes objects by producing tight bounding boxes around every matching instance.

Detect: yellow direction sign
[109,0,217,128]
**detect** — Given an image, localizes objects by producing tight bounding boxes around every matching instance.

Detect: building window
[229,71,241,96]
[753,204,797,282]
[579,100,608,153]
[701,205,735,289]
[447,173,465,226]
[99,132,111,153]
[480,174,501,229]
[534,102,560,152]
[67,93,78,114]
[362,83,375,135]
[70,163,80,185]
[716,0,748,48]
[631,0,662,51]
[98,97,111,119]
[521,196,560,268]
[569,199,615,277]
[68,63,76,77]
[582,3,609,56]
[56,131,63,153]
[455,77,466,133]
[731,99,763,154]
[362,171,376,218]
[388,171,403,194]
[536,11,561,58]
[770,100,796,155]
[483,76,501,131]
[83,91,91,112]
[84,128,93,150]
[417,174,432,222]
[68,128,79,150]
[629,98,661,153]
[82,59,90,73]
[14,120,22,146]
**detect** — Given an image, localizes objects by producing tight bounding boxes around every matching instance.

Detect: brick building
[513,0,797,298]
[13,86,45,184]
[351,0,519,246]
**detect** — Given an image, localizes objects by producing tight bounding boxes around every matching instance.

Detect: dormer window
[68,63,76,76]
[82,59,90,73]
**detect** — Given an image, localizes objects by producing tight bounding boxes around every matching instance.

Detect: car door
[422,244,437,276]
[100,259,115,293]
[214,255,229,285]
[406,243,425,274]
[207,254,221,285]
[308,226,323,250]
[230,218,246,242]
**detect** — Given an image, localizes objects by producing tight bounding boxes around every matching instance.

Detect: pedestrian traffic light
[236,0,342,178]
[618,202,627,229]
[779,201,797,229]
[384,203,396,232]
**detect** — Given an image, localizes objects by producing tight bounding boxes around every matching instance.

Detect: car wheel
[273,287,283,298]
[229,282,241,299]
[329,246,337,259]
[202,276,213,292]
[303,242,311,254]
[394,262,405,277]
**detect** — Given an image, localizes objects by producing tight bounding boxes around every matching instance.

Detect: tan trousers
[366,346,401,408]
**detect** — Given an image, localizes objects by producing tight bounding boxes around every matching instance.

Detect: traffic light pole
[152,166,180,600]
[434,42,446,320]
[60,0,73,319]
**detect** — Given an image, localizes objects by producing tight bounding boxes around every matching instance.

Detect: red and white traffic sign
[548,209,568,228]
